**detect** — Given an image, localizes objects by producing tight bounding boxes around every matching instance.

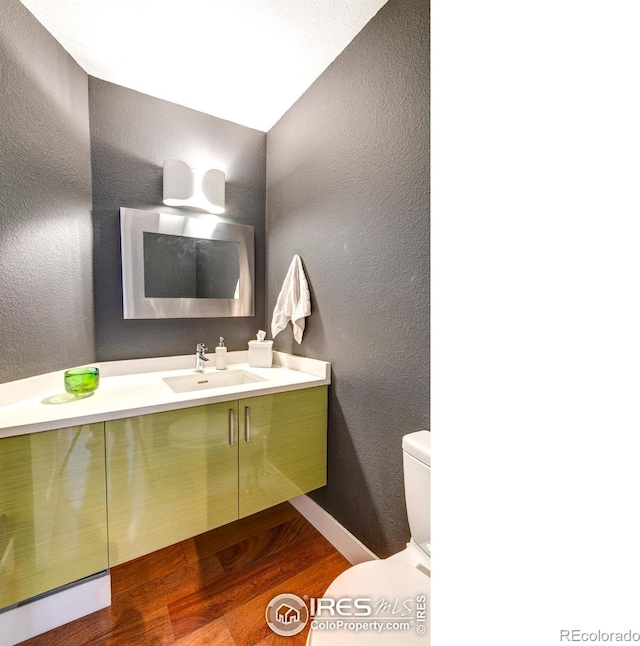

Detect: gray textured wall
[266,0,429,557]
[89,78,266,360]
[0,0,95,384]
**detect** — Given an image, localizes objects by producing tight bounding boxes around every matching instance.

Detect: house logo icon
[276,603,301,624]
[266,593,309,636]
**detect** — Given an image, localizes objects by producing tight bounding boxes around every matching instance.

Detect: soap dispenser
[215,337,227,370]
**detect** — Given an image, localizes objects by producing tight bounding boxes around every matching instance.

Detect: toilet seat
[306,560,430,645]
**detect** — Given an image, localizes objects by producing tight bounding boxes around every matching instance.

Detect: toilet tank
[403,430,430,556]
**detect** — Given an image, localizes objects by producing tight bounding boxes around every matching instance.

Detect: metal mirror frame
[120,207,255,319]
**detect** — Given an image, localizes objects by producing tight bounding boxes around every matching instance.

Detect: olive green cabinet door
[106,402,239,566]
[0,424,107,608]
[238,386,327,518]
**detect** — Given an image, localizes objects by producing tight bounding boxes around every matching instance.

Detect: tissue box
[248,340,273,368]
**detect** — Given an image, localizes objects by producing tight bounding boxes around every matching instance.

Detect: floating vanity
[0,351,329,641]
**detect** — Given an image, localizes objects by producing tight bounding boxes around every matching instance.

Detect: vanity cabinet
[105,402,239,565]
[106,386,327,566]
[0,424,108,608]
[238,387,327,518]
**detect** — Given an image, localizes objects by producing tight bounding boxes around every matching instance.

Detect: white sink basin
[163,370,267,394]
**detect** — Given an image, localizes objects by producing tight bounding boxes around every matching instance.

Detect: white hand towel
[271,255,311,343]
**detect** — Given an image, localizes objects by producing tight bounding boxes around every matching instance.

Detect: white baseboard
[0,573,111,646]
[289,494,378,565]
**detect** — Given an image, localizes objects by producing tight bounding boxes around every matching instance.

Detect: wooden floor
[20,503,351,646]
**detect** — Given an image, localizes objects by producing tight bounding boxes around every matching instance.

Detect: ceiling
[19,0,389,132]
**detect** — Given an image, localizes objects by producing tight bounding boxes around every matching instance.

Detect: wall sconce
[163,159,225,214]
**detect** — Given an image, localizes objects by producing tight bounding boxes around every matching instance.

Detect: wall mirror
[120,207,254,318]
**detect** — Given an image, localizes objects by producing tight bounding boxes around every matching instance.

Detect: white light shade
[201,169,225,212]
[163,159,225,214]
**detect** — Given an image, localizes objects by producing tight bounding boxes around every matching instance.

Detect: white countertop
[0,351,330,438]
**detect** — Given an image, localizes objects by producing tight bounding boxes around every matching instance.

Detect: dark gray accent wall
[0,0,94,384]
[266,0,429,557]
[89,78,266,360]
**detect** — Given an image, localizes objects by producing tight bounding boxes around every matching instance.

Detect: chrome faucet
[195,343,209,373]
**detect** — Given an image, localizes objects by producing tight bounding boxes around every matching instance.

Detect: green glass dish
[64,367,100,397]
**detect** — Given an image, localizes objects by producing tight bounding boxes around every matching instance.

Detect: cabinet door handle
[245,406,251,443]
[229,408,235,446]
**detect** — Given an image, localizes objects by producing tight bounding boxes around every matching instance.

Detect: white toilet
[307,430,431,645]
